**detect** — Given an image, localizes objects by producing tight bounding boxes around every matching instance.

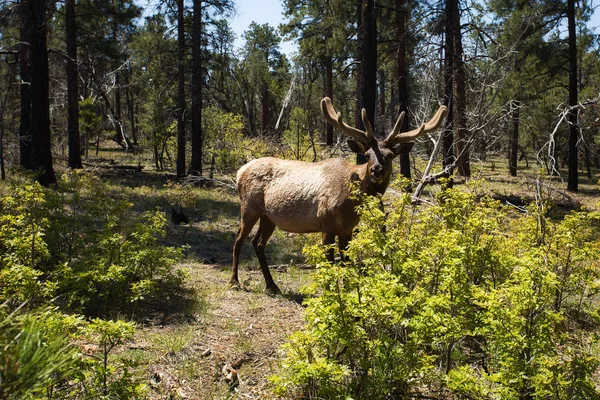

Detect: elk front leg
[252,216,280,294]
[231,213,259,288]
[338,234,352,262]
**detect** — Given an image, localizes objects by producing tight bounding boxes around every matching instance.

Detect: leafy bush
[272,182,600,399]
[203,106,273,173]
[0,171,186,316]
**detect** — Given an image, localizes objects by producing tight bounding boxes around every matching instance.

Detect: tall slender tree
[451,0,470,177]
[357,0,377,164]
[66,0,82,169]
[176,0,186,178]
[441,0,455,180]
[19,1,32,170]
[189,0,202,175]
[567,0,578,192]
[396,0,411,178]
[29,0,55,185]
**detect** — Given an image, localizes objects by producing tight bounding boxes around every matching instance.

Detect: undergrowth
[0,170,192,398]
[272,179,600,399]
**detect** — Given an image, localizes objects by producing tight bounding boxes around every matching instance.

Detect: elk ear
[347,139,368,154]
[392,142,414,156]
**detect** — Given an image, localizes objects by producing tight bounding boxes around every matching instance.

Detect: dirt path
[135,262,307,399]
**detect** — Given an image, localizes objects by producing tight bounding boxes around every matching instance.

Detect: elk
[231,97,447,293]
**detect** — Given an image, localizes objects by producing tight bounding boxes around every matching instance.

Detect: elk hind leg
[322,232,336,263]
[231,212,259,288]
[252,216,280,294]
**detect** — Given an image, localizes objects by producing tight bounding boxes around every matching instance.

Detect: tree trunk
[325,56,333,146]
[261,84,269,134]
[19,3,32,170]
[66,0,82,169]
[396,0,411,179]
[452,0,470,178]
[176,0,186,178]
[125,67,137,145]
[509,101,519,176]
[379,69,385,122]
[442,0,455,183]
[0,79,5,179]
[357,0,377,165]
[567,0,578,192]
[29,0,56,186]
[189,0,203,174]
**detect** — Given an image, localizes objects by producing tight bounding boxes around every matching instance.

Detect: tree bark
[396,0,411,179]
[176,0,186,178]
[189,0,203,174]
[124,67,137,145]
[567,0,578,192]
[452,0,470,177]
[261,84,269,134]
[509,100,519,176]
[66,0,82,169]
[357,0,377,165]
[29,0,56,185]
[19,2,32,170]
[325,56,333,146]
[442,0,455,184]
[0,77,6,179]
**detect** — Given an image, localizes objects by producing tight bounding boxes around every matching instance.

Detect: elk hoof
[229,280,241,291]
[266,284,281,295]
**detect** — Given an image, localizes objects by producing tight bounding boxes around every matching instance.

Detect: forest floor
[84,145,600,399]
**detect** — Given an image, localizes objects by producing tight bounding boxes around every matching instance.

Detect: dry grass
[130,262,308,399]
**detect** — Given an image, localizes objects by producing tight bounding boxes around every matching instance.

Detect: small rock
[222,364,239,386]
[201,348,212,357]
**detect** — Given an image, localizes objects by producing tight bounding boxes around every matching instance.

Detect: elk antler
[384,105,448,145]
[321,97,372,146]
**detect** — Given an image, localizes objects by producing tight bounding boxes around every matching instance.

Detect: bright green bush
[203,106,274,173]
[0,171,186,316]
[273,181,600,399]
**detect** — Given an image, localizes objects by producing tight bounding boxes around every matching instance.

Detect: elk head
[321,97,447,189]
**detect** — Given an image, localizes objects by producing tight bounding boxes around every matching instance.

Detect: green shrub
[1,171,186,316]
[273,182,600,399]
[0,182,54,306]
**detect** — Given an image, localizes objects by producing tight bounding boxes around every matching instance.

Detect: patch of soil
[138,262,306,399]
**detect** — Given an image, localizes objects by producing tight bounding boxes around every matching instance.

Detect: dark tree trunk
[509,101,519,177]
[125,68,137,145]
[176,0,186,178]
[29,0,55,186]
[114,74,122,144]
[379,69,385,120]
[325,56,333,146]
[442,0,455,181]
[357,0,376,165]
[452,0,470,178]
[567,0,578,192]
[19,3,32,170]
[0,80,5,179]
[66,0,82,169]
[189,0,203,174]
[261,84,269,134]
[396,0,411,179]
